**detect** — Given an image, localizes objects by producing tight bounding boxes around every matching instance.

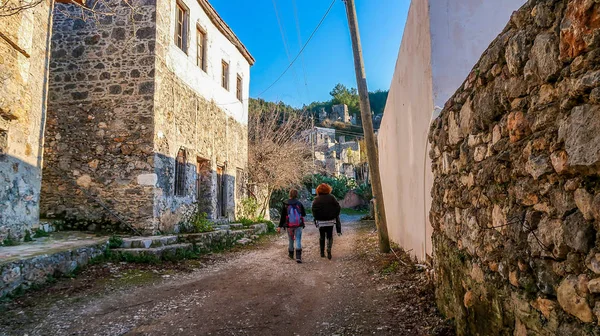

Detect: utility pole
[343,0,390,253]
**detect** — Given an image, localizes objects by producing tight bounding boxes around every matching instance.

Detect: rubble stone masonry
[41,0,158,232]
[41,0,250,233]
[0,0,53,241]
[429,0,600,334]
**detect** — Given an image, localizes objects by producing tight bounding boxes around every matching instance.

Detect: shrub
[180,212,214,233]
[240,197,259,219]
[355,182,373,201]
[108,235,124,249]
[304,174,357,200]
[23,230,33,242]
[33,228,50,238]
[1,235,19,247]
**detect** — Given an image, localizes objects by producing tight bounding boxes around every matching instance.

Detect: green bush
[355,182,373,201]
[23,230,33,242]
[304,174,357,200]
[1,235,19,247]
[269,188,290,209]
[266,221,276,233]
[180,212,214,233]
[108,235,124,249]
[240,197,259,219]
[236,216,269,227]
[33,228,50,238]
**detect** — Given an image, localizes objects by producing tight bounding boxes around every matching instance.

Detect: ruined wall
[429,0,600,334]
[0,0,53,240]
[41,0,158,231]
[152,0,249,230]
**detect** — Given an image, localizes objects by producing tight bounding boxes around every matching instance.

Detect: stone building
[308,126,361,178]
[430,0,600,334]
[0,0,54,241]
[331,104,350,123]
[41,0,254,233]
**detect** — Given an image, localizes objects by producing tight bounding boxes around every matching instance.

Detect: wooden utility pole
[343,0,390,253]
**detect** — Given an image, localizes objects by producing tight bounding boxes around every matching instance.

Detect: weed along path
[0,217,453,336]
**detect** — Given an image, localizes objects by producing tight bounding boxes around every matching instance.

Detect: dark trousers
[319,226,334,253]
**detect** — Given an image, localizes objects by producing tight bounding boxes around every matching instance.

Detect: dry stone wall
[41,0,158,232]
[429,0,600,334]
[0,0,52,241]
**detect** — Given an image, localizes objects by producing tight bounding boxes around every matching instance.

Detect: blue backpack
[286,203,303,228]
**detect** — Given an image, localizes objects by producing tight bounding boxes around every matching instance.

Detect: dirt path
[0,219,453,336]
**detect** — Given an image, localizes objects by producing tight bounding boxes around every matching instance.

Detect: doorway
[196,157,211,214]
[216,165,226,218]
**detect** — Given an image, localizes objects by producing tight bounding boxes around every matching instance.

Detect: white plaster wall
[429,0,526,114]
[378,0,525,261]
[378,0,433,261]
[164,0,251,125]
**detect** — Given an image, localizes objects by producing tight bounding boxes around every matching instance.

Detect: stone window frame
[174,148,187,197]
[236,74,242,101]
[175,0,189,54]
[221,60,229,91]
[196,25,207,72]
[0,128,7,156]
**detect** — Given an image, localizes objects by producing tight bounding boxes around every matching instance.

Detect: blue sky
[211,0,410,108]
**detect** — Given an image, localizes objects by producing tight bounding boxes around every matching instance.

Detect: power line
[257,0,337,98]
[291,0,310,100]
[271,0,304,101]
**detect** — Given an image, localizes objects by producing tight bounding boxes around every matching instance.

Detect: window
[175,2,189,53]
[0,129,7,156]
[236,75,242,101]
[196,27,206,71]
[174,149,187,196]
[221,60,229,90]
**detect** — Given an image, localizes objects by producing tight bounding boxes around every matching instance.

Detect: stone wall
[0,0,53,241]
[0,241,107,298]
[429,0,600,334]
[41,0,158,231]
[151,0,249,230]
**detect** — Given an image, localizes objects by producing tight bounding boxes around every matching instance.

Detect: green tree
[330,83,360,115]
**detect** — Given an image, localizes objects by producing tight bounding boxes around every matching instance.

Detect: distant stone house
[0,0,53,241]
[40,0,254,233]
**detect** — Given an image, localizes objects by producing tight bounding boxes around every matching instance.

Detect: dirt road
[0,218,453,336]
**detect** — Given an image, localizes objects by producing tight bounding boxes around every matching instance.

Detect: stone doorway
[196,157,211,215]
[216,165,226,218]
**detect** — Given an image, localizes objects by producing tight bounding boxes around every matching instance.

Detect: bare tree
[248,105,312,217]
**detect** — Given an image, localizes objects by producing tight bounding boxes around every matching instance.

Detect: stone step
[215,225,230,231]
[120,235,179,249]
[112,243,193,258]
[229,223,244,229]
[236,238,253,245]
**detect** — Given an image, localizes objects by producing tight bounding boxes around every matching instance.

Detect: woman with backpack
[312,183,342,260]
[278,189,307,263]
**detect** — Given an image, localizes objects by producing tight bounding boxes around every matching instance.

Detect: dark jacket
[312,193,342,234]
[279,199,307,228]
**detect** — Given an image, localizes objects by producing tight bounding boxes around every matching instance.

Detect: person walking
[312,183,341,260]
[278,189,306,263]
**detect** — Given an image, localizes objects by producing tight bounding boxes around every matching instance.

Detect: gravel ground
[0,217,453,336]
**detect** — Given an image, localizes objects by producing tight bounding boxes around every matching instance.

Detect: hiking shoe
[296,249,302,263]
[327,249,332,260]
[320,251,325,258]
[288,251,294,259]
